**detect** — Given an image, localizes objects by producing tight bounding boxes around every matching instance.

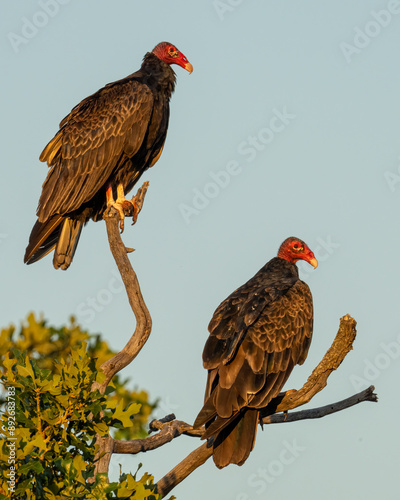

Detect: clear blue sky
[2,1,400,498]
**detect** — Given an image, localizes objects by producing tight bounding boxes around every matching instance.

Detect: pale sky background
[2,1,400,499]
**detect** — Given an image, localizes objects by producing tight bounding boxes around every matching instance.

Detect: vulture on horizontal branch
[24,42,192,269]
[194,237,318,468]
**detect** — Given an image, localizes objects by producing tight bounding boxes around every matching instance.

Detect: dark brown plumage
[193,237,318,469]
[24,42,192,270]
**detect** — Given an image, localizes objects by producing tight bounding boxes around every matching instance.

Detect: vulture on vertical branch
[24,42,193,270]
[193,237,318,469]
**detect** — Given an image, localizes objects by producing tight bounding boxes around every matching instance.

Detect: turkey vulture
[193,237,318,469]
[24,42,192,270]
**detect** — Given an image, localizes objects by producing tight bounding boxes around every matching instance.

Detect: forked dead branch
[92,182,378,496]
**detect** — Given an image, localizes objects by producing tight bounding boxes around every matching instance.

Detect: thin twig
[261,385,377,424]
[149,413,177,433]
[114,420,203,455]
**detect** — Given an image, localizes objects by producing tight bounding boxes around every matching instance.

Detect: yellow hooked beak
[184,62,193,74]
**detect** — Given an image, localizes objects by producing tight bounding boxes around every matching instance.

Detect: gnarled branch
[155,315,377,498]
[157,443,213,498]
[113,420,202,455]
[93,181,151,395]
[96,231,151,388]
[261,385,377,425]
[260,313,357,418]
[92,182,151,478]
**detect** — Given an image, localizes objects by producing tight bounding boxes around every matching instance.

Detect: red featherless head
[152,42,193,73]
[277,237,318,268]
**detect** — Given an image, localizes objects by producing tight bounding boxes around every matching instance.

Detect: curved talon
[106,184,140,232]
[130,197,140,225]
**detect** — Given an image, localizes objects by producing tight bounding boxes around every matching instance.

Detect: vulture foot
[106,184,139,233]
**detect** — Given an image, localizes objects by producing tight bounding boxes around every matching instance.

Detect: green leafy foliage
[0,314,160,499]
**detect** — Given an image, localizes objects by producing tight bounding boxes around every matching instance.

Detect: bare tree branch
[261,385,377,425]
[92,181,152,395]
[91,182,152,479]
[155,314,377,498]
[156,443,213,498]
[113,420,202,455]
[103,384,377,495]
[260,313,358,417]
[98,384,377,478]
[149,413,177,432]
[112,384,377,458]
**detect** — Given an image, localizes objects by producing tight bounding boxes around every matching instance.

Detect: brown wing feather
[249,281,313,368]
[204,288,273,370]
[237,281,313,411]
[195,280,313,433]
[37,80,154,221]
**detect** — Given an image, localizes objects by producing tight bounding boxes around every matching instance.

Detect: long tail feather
[213,409,258,469]
[24,216,64,265]
[24,216,83,270]
[53,218,83,270]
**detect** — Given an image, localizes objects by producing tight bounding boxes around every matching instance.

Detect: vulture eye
[168,46,178,57]
[293,243,303,252]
